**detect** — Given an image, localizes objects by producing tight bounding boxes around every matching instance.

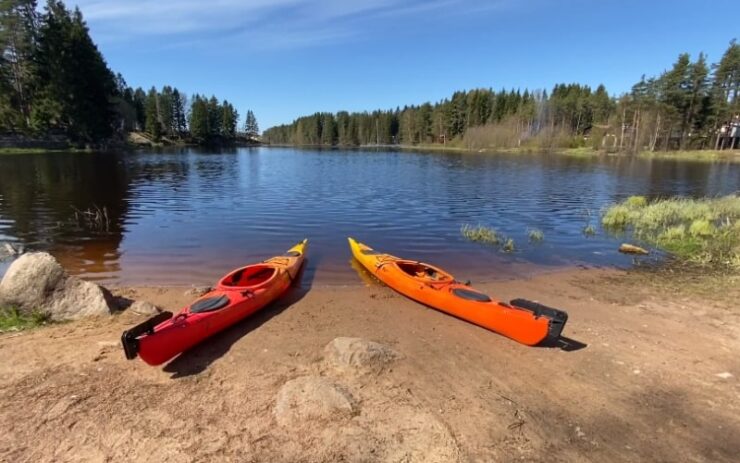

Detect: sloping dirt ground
[0,268,738,462]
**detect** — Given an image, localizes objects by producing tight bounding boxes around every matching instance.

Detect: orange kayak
[348,238,567,346]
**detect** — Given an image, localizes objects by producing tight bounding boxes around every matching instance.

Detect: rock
[184,286,211,297]
[0,252,115,321]
[716,372,733,379]
[619,243,649,255]
[324,337,399,375]
[0,252,66,308]
[129,300,162,316]
[274,376,356,427]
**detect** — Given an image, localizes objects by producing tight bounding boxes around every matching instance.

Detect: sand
[0,267,738,462]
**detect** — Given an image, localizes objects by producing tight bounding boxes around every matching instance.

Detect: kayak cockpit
[218,264,277,289]
[396,261,454,283]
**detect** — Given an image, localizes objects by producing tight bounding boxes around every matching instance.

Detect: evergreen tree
[189,94,209,141]
[158,85,173,138]
[244,109,259,137]
[144,87,161,141]
[32,1,117,141]
[0,0,38,128]
[171,88,186,136]
[221,100,237,139]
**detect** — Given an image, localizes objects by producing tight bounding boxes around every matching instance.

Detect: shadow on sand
[540,336,588,352]
[162,263,311,379]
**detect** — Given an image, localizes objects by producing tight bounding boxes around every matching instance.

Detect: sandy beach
[0,267,738,462]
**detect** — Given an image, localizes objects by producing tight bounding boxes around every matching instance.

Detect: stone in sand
[0,252,115,321]
[129,300,162,316]
[324,337,400,375]
[274,376,356,427]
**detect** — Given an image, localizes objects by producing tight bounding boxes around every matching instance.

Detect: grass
[461,224,516,252]
[638,149,740,163]
[0,307,50,332]
[583,224,597,236]
[527,228,545,242]
[0,147,92,155]
[460,224,500,245]
[602,195,740,269]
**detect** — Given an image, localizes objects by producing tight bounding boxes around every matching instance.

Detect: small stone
[716,372,733,379]
[129,300,161,316]
[619,243,649,255]
[184,286,211,297]
[633,369,641,375]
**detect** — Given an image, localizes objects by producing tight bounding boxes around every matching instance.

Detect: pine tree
[189,94,209,141]
[244,109,259,137]
[221,100,237,139]
[171,88,186,137]
[0,0,38,128]
[158,85,173,138]
[145,87,161,141]
[32,1,117,142]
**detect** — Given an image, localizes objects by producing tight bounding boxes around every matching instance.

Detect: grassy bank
[602,195,740,270]
[0,147,93,155]
[0,307,49,332]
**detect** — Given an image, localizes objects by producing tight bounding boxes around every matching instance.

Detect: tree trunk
[650,113,661,152]
[619,107,626,151]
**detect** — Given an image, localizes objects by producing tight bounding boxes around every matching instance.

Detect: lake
[0,147,738,286]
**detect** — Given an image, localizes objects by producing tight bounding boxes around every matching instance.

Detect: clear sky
[69,0,737,130]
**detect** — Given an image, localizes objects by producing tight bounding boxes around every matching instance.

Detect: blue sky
[70,0,737,130]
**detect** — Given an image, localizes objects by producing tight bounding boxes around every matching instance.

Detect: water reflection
[0,148,737,285]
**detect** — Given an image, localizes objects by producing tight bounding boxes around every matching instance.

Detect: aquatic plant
[460,224,500,245]
[625,195,648,208]
[71,205,110,232]
[461,224,517,253]
[527,228,544,242]
[602,195,740,270]
[502,238,516,252]
[0,307,49,332]
[583,224,597,236]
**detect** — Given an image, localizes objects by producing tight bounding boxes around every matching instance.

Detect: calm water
[0,147,738,286]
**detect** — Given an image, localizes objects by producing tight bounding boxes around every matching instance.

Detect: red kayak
[122,240,307,366]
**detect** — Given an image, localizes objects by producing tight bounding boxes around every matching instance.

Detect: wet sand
[0,267,738,462]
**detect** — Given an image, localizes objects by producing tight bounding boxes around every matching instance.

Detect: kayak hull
[348,238,567,346]
[123,240,307,366]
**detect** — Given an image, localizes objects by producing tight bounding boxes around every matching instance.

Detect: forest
[0,0,258,146]
[264,41,740,153]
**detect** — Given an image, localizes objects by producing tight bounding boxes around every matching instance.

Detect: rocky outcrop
[274,376,356,427]
[323,337,400,376]
[0,252,115,321]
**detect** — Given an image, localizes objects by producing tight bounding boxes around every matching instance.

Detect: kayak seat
[452,288,492,303]
[223,266,277,287]
[190,295,230,313]
[284,251,301,257]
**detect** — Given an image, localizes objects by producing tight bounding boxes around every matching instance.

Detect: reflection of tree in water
[0,153,132,277]
[0,149,241,281]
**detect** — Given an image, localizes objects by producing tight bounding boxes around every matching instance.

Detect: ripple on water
[0,147,737,285]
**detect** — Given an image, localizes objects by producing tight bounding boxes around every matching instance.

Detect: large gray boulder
[0,252,114,321]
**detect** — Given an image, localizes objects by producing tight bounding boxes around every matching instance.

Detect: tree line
[264,40,740,152]
[0,0,258,145]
